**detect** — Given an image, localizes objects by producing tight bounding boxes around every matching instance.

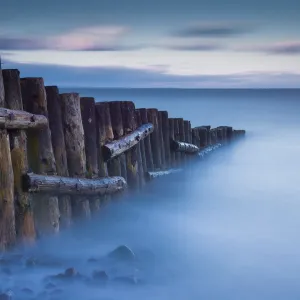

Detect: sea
[1,88,300,300]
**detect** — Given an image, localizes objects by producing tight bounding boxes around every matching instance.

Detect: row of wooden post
[0,68,245,251]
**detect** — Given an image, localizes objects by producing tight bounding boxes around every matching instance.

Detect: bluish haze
[1,89,300,300]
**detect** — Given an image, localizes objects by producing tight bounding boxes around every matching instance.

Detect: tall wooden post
[159,111,170,169]
[107,101,124,178]
[147,109,161,170]
[46,86,72,228]
[3,69,35,243]
[60,93,90,219]
[168,118,176,167]
[157,111,166,169]
[135,109,146,187]
[137,108,154,171]
[192,128,201,149]
[197,127,208,148]
[80,97,101,212]
[121,101,139,189]
[0,69,16,250]
[173,119,181,164]
[95,102,114,178]
[21,77,60,236]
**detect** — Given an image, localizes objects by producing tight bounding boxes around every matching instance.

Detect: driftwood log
[21,77,60,237]
[23,173,127,196]
[170,139,200,154]
[0,108,48,130]
[46,86,72,228]
[60,93,90,218]
[102,123,154,161]
[4,69,36,243]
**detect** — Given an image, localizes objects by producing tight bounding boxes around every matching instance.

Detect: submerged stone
[107,245,135,262]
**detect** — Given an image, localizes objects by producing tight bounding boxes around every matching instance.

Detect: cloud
[0,26,130,51]
[2,59,300,88]
[162,42,224,51]
[237,41,300,55]
[172,22,255,38]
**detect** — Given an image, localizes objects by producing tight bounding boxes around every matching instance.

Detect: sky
[1,0,300,88]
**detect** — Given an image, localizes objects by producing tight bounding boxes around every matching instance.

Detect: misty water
[1,89,300,300]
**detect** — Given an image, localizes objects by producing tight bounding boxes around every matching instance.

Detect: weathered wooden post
[147,109,161,170]
[21,77,60,236]
[178,118,186,161]
[159,111,170,169]
[107,101,124,178]
[121,101,139,189]
[135,109,146,187]
[95,102,114,178]
[173,118,182,165]
[197,127,208,148]
[80,97,101,212]
[137,108,154,171]
[210,128,218,145]
[192,128,201,149]
[168,118,176,167]
[3,69,35,242]
[158,111,166,169]
[201,126,211,145]
[60,93,90,219]
[0,69,16,250]
[46,86,72,228]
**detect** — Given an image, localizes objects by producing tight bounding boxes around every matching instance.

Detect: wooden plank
[23,173,127,196]
[46,86,72,228]
[60,93,90,219]
[21,77,60,237]
[3,69,35,243]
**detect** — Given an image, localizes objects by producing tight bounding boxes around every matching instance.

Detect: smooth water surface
[1,89,300,300]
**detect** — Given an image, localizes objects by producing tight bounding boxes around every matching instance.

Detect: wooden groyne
[0,68,246,251]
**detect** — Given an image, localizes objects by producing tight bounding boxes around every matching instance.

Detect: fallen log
[102,123,154,161]
[0,107,48,130]
[23,173,127,196]
[170,139,200,153]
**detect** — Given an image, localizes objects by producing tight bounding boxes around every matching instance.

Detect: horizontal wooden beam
[0,107,48,130]
[146,168,182,180]
[102,123,154,161]
[23,173,127,196]
[170,139,200,153]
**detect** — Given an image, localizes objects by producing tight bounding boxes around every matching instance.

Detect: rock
[21,288,34,295]
[92,270,109,281]
[0,292,12,300]
[107,245,135,262]
[45,282,56,290]
[64,267,77,277]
